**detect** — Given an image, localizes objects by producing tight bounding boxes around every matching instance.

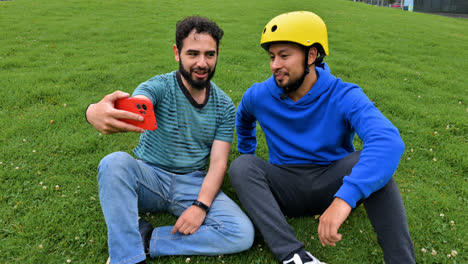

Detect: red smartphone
[114,97,157,131]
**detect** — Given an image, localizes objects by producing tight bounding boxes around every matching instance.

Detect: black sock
[138,218,153,254]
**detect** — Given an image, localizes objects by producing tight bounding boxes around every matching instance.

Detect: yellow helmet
[260,11,329,56]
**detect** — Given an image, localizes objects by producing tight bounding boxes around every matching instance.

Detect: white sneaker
[283,251,327,264]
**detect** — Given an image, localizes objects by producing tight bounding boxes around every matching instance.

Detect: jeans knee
[97,151,136,184]
[228,216,255,253]
[238,220,255,251]
[99,151,134,167]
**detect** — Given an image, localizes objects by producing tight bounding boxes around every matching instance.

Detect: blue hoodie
[236,63,405,208]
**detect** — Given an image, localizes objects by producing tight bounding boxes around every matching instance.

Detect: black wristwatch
[192,200,210,212]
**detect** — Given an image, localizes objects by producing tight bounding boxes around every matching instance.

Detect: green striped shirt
[132,71,235,174]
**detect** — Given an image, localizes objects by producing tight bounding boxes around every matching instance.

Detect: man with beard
[229,11,414,264]
[85,16,254,264]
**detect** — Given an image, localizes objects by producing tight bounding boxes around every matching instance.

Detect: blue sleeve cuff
[334,181,364,208]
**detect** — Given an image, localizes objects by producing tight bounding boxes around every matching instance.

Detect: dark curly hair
[175,16,224,51]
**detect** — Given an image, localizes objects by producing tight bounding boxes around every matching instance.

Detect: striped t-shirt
[132,71,235,174]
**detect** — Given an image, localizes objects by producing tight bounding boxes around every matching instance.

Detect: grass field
[0,0,467,263]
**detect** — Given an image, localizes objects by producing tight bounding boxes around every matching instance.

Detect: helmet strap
[304,47,311,75]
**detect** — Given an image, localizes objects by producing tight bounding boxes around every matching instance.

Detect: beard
[274,70,306,93]
[179,60,217,91]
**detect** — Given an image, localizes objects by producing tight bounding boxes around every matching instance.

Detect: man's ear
[173,44,180,62]
[308,47,318,66]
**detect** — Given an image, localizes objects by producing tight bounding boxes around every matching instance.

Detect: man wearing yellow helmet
[229,11,415,264]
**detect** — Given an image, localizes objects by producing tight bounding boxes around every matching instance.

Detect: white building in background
[404,0,414,11]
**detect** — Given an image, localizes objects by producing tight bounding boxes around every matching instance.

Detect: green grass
[0,0,466,263]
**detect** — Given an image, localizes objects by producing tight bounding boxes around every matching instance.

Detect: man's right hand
[86,91,145,134]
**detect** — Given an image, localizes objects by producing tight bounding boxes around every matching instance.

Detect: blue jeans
[98,152,254,264]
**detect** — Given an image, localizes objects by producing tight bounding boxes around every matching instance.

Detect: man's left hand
[318,197,352,247]
[171,206,207,235]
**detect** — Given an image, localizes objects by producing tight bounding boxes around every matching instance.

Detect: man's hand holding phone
[114,97,157,131]
[86,91,156,134]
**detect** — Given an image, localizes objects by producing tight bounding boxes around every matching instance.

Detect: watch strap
[192,200,210,212]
